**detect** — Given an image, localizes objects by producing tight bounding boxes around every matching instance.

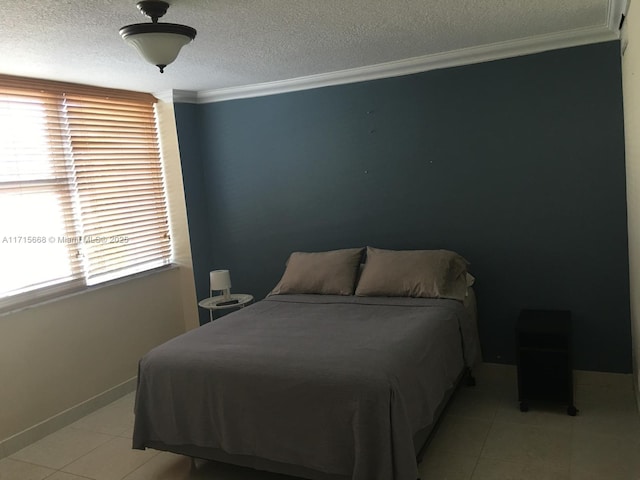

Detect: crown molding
[173,0,624,105]
[608,0,628,31]
[154,89,199,103]
[152,90,174,103]
[171,90,199,103]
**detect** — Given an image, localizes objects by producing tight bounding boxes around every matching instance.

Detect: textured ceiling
[0,0,623,96]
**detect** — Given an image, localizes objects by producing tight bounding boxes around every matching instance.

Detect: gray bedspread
[133,295,477,480]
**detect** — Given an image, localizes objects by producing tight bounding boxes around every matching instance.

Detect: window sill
[0,263,179,317]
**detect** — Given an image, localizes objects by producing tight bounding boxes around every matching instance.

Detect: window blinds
[0,74,171,306]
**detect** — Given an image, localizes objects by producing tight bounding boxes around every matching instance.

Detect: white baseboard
[0,376,136,459]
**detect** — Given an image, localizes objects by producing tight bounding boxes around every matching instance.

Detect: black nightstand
[516,309,578,416]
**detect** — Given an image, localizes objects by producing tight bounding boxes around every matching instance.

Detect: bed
[132,247,481,480]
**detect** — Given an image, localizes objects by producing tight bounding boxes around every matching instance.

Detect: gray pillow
[270,248,364,295]
[355,247,469,301]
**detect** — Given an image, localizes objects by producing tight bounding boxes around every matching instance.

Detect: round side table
[198,294,254,322]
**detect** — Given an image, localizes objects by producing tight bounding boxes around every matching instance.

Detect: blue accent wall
[175,41,630,372]
[173,103,214,325]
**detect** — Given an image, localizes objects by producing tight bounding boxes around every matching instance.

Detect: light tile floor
[1,363,639,480]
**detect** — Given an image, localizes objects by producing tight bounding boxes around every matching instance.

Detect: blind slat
[75,190,165,203]
[83,222,169,238]
[84,236,171,257]
[87,251,171,277]
[80,208,164,221]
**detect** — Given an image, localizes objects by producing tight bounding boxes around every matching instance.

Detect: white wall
[156,99,199,332]
[0,268,185,449]
[622,0,640,408]
[0,98,200,456]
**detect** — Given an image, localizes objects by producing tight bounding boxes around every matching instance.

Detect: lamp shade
[210,270,231,291]
[120,23,196,72]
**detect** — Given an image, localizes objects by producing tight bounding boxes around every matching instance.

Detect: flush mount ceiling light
[119,0,197,73]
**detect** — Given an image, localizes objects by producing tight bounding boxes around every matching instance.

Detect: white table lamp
[210,270,232,300]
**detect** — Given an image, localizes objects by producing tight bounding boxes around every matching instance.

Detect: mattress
[133,294,480,480]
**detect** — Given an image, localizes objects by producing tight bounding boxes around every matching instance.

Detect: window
[0,75,171,310]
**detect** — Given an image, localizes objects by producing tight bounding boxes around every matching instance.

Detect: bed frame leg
[190,457,210,470]
[465,367,476,387]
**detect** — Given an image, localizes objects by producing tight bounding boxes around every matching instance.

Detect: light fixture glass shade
[210,270,231,292]
[119,0,197,74]
[123,32,193,70]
